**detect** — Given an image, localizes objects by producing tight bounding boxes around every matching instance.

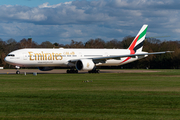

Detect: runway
[0,69,158,74]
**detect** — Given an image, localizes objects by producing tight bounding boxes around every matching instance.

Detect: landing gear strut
[67,69,78,73]
[15,66,20,74]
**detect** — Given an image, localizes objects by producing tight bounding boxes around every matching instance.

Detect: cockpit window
[7,54,15,57]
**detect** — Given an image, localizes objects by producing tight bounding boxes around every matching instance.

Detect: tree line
[0,36,179,69]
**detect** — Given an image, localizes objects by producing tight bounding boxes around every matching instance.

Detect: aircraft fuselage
[5,48,146,68]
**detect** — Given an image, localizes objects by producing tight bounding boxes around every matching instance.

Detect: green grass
[0,70,180,119]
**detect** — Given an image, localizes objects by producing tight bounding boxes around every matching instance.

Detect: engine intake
[76,59,95,71]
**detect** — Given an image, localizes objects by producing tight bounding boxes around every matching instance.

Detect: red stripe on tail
[120,35,139,64]
[129,35,139,50]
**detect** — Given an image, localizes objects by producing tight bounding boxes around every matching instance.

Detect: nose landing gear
[16,71,20,74]
[15,66,20,74]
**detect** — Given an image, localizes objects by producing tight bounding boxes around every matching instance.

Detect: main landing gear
[88,69,99,73]
[66,68,99,74]
[15,66,20,74]
[67,69,78,73]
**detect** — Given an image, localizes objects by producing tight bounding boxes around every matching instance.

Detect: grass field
[0,69,180,120]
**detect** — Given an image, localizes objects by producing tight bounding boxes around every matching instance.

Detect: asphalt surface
[0,69,158,74]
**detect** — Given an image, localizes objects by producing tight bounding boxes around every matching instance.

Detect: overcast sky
[0,0,180,44]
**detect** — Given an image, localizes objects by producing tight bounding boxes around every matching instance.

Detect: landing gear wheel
[16,71,20,74]
[75,70,78,73]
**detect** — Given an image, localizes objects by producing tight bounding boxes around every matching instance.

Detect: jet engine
[38,67,54,71]
[76,59,95,71]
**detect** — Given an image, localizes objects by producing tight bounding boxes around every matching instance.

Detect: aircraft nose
[4,56,8,62]
[4,56,10,63]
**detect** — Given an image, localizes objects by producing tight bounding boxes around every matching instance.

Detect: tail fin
[128,24,148,53]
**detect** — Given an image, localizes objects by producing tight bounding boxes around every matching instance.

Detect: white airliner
[4,24,171,74]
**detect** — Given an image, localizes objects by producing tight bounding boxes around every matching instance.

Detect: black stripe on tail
[133,41,144,53]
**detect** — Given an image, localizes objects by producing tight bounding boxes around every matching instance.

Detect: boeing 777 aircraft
[4,25,171,74]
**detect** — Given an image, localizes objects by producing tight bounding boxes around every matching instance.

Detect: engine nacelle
[76,59,95,71]
[38,67,54,71]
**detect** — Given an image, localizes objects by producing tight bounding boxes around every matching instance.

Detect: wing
[68,51,173,64]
